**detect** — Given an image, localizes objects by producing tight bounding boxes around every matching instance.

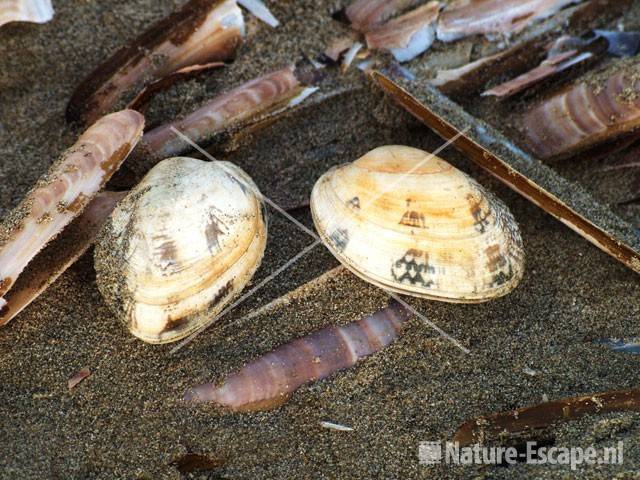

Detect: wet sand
[1,1,640,478]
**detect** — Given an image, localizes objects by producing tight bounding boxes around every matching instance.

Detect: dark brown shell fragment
[66,0,244,125]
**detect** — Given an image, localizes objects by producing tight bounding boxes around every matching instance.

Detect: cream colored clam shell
[310,146,525,302]
[94,157,267,343]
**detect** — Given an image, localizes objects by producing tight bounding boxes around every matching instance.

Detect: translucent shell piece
[520,71,640,160]
[310,146,525,303]
[0,110,144,305]
[0,0,53,28]
[66,0,244,125]
[94,157,267,344]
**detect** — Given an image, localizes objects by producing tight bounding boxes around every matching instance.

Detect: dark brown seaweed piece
[370,70,640,274]
[66,0,244,125]
[454,388,640,446]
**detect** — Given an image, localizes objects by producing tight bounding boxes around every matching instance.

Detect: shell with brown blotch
[94,157,267,344]
[310,145,525,303]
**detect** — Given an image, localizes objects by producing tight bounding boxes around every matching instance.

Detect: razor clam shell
[130,65,317,178]
[365,1,440,63]
[0,109,144,304]
[345,0,418,32]
[436,0,584,42]
[520,70,640,160]
[66,0,244,125]
[0,0,53,28]
[0,191,126,326]
[94,157,267,344]
[184,301,412,411]
[310,146,525,303]
[370,71,640,274]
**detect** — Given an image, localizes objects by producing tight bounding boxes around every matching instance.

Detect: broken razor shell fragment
[0,191,126,326]
[0,109,144,309]
[0,0,53,28]
[436,0,583,42]
[310,146,525,303]
[184,300,412,411]
[454,387,640,447]
[346,0,418,32]
[519,70,640,160]
[94,157,267,344]
[66,0,245,125]
[482,36,608,98]
[132,65,318,175]
[365,1,440,63]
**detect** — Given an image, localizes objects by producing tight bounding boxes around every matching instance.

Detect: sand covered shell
[310,146,525,303]
[0,109,144,312]
[94,157,267,344]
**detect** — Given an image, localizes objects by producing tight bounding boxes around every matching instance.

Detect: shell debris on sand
[66,0,245,125]
[184,301,413,411]
[94,157,267,344]
[436,0,584,42]
[0,110,144,316]
[520,69,640,160]
[133,65,319,175]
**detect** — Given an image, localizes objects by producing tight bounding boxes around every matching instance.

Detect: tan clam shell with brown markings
[310,145,525,302]
[94,157,267,344]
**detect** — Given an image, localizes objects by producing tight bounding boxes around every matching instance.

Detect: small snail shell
[310,146,525,303]
[94,157,267,343]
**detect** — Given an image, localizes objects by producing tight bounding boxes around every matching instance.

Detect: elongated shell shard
[436,0,583,42]
[94,157,267,344]
[365,1,440,63]
[482,49,595,98]
[0,191,126,326]
[346,0,417,32]
[137,66,317,166]
[184,301,412,411]
[311,146,525,303]
[0,0,53,28]
[0,110,144,304]
[67,0,245,125]
[520,71,640,160]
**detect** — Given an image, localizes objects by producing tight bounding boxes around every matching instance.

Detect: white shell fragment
[0,0,53,28]
[94,157,267,344]
[365,1,440,63]
[237,0,279,27]
[310,146,525,303]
